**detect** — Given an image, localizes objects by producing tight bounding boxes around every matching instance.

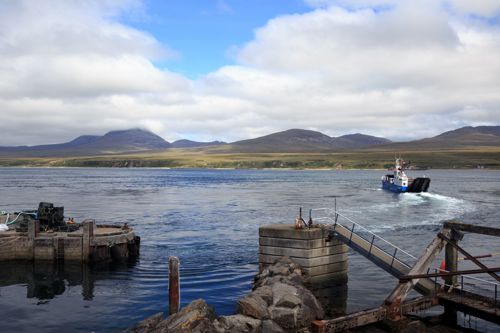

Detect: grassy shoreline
[1,147,500,169]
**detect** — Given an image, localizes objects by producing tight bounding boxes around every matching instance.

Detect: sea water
[0,168,498,332]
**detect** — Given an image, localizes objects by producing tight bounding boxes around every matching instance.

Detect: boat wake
[347,192,476,233]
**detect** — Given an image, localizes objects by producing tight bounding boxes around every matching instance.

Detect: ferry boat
[381,158,430,193]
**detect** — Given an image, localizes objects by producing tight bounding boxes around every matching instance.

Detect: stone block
[260,244,346,258]
[301,261,348,276]
[259,236,342,249]
[259,252,348,268]
[259,224,327,240]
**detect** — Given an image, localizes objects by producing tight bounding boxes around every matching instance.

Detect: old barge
[0,202,140,262]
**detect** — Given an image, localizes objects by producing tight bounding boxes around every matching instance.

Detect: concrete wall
[0,220,137,262]
[259,224,348,286]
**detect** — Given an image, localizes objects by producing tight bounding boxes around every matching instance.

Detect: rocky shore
[127,257,463,333]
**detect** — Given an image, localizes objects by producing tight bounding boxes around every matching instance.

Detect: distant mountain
[227,129,391,152]
[84,129,170,151]
[385,125,500,149]
[0,129,170,157]
[433,126,500,142]
[336,133,392,149]
[2,125,498,159]
[171,139,226,148]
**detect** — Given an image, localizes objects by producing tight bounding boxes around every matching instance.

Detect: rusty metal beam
[400,267,500,281]
[443,221,500,237]
[384,228,451,318]
[312,307,386,333]
[438,232,500,283]
[312,297,437,333]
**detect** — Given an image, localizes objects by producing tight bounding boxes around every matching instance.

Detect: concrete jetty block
[0,220,138,263]
[259,224,348,286]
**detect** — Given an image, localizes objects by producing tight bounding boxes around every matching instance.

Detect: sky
[1,0,500,146]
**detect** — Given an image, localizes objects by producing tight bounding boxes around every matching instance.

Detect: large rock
[253,285,273,306]
[269,306,297,330]
[126,312,164,333]
[214,314,262,333]
[236,294,269,319]
[275,293,302,308]
[271,282,298,305]
[294,284,324,320]
[157,299,217,333]
[261,320,285,333]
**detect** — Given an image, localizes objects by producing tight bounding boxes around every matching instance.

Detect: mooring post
[169,256,180,315]
[28,220,40,260]
[27,219,40,240]
[82,219,95,261]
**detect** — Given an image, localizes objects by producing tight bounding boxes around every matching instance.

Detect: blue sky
[0,0,499,145]
[124,0,311,77]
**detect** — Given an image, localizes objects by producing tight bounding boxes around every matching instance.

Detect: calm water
[0,168,499,332]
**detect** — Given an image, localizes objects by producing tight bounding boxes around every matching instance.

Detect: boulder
[157,299,217,333]
[126,312,164,333]
[275,294,301,309]
[269,306,297,330]
[295,285,324,320]
[271,282,298,306]
[214,314,262,333]
[236,294,269,319]
[261,320,285,333]
[253,285,273,306]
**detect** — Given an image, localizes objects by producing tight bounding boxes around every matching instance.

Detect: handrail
[311,208,500,295]
[312,208,417,260]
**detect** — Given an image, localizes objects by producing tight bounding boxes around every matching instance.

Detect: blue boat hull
[382,180,408,193]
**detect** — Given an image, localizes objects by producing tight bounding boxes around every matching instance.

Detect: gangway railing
[309,208,500,331]
[311,208,436,294]
[311,207,500,304]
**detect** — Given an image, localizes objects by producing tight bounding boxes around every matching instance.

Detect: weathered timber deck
[438,290,500,325]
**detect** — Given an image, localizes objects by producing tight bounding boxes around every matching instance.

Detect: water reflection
[312,284,348,318]
[0,260,136,302]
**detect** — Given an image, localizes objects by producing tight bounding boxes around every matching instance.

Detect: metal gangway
[309,208,500,332]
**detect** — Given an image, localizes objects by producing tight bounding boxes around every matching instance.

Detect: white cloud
[0,0,499,146]
[305,0,397,9]
[448,0,500,17]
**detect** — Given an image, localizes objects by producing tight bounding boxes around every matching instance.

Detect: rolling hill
[1,126,500,167]
[171,139,226,148]
[0,129,170,157]
[226,129,391,152]
[381,125,500,150]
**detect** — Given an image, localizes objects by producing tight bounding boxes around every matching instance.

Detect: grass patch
[1,147,499,169]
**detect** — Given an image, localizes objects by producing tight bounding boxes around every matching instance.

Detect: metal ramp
[313,209,436,295]
[310,209,500,332]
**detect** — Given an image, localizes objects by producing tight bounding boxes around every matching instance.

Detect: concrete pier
[0,220,140,262]
[259,224,348,286]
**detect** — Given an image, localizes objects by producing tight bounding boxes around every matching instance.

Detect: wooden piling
[82,219,95,261]
[444,239,458,288]
[444,230,459,324]
[169,256,180,315]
